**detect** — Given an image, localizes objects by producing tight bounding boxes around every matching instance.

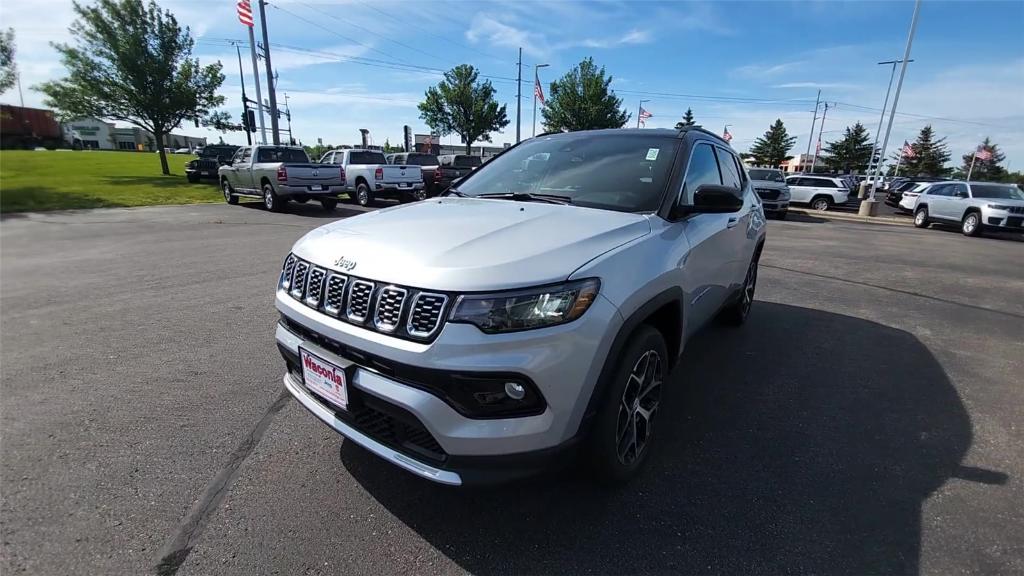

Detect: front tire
[587,325,667,485]
[810,196,832,211]
[914,207,930,228]
[222,180,238,205]
[961,211,982,237]
[263,183,283,212]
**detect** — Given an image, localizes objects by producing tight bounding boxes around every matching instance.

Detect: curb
[788,209,914,228]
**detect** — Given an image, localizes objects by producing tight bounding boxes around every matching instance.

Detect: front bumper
[275,289,622,482]
[982,209,1024,231]
[761,201,789,212]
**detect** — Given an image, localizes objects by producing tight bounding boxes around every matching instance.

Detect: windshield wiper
[442,188,467,197]
[477,192,572,205]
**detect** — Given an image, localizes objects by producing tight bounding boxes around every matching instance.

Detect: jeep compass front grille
[282,255,450,342]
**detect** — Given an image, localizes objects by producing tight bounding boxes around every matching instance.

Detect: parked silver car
[274,128,766,485]
[219,145,346,212]
[913,181,1024,236]
[748,168,790,219]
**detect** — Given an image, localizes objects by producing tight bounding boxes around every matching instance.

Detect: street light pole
[637,99,649,129]
[532,63,549,137]
[805,89,821,172]
[868,0,921,204]
[515,48,522,143]
[869,59,913,180]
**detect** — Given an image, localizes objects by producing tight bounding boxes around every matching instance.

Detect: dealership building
[63,117,206,151]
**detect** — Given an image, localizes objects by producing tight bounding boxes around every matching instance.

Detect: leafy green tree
[202,110,243,133]
[0,29,16,94]
[895,125,951,177]
[822,122,873,173]
[36,0,225,175]
[418,64,509,154]
[674,108,696,130]
[960,137,1006,181]
[749,119,797,167]
[541,57,629,132]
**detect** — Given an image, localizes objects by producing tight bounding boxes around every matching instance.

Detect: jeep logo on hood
[334,256,357,271]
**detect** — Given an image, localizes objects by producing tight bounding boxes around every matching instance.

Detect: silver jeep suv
[275,128,766,485]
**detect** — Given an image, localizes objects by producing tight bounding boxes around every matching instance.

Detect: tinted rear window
[256,147,309,163]
[350,151,387,164]
[454,155,482,168]
[404,154,439,166]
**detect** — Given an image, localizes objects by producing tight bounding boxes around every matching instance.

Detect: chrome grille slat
[346,280,375,322]
[289,261,310,300]
[323,274,348,315]
[407,293,448,338]
[304,267,326,307]
[281,254,297,290]
[374,287,408,332]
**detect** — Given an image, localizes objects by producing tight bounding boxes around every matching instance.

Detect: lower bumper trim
[283,372,463,486]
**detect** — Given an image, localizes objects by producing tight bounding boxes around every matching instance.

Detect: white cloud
[732,61,808,80]
[465,14,548,58]
[773,82,859,90]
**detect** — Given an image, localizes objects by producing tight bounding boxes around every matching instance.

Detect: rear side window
[680,143,722,204]
[715,147,743,191]
[350,151,387,164]
[787,177,804,186]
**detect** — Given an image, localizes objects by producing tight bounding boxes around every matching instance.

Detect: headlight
[450,278,600,333]
[779,189,791,200]
[988,204,1013,210]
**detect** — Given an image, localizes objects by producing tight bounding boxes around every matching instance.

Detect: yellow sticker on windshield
[646,148,660,161]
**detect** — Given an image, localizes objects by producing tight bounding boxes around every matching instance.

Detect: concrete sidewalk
[788,208,914,227]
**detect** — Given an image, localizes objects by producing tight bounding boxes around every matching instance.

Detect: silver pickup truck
[319,148,424,206]
[219,145,347,212]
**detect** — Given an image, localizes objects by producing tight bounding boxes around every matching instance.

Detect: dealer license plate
[309,185,324,191]
[300,348,348,410]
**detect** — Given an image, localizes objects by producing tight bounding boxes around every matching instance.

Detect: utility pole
[16,72,24,108]
[234,44,252,145]
[810,102,828,173]
[863,0,921,214]
[532,63,549,137]
[869,59,913,181]
[515,48,522,143]
[804,89,821,172]
[258,0,280,144]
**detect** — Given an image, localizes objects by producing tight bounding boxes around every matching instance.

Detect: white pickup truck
[319,149,425,206]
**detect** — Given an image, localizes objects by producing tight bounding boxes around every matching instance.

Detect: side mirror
[674,184,744,217]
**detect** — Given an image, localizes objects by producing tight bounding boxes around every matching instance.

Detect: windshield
[257,147,310,163]
[405,154,439,166]
[970,184,1024,200]
[749,169,785,183]
[453,134,679,212]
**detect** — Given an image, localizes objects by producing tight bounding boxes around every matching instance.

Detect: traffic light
[241,109,256,133]
[241,111,250,132]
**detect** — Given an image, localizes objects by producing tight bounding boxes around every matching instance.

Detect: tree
[748,119,797,167]
[822,122,873,174]
[202,110,244,133]
[36,0,225,175]
[960,137,1006,181]
[896,125,951,177]
[0,28,16,94]
[674,108,696,130]
[418,64,509,154]
[541,57,629,132]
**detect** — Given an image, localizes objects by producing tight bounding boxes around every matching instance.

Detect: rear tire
[721,252,759,326]
[961,211,982,237]
[354,183,373,207]
[586,325,667,485]
[321,198,338,211]
[810,196,832,211]
[914,207,930,228]
[222,180,238,205]
[263,183,283,212]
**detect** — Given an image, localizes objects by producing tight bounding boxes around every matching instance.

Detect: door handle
[727,217,739,228]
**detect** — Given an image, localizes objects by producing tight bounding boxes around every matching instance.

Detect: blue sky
[2,0,1022,167]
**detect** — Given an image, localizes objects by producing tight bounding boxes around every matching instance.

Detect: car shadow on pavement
[235,197,401,219]
[341,302,987,576]
[923,222,1024,243]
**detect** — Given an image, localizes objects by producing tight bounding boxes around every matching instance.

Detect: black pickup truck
[185,144,240,183]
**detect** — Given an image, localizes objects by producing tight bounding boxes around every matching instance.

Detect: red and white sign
[300,348,348,410]
[237,0,254,27]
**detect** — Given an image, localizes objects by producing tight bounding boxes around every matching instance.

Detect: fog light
[505,381,526,400]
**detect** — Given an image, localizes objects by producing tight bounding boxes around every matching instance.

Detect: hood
[292,198,652,291]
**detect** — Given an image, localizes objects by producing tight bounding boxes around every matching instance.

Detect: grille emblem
[334,256,357,271]
[312,169,319,176]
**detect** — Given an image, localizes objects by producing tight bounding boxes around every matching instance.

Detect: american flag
[975,146,992,161]
[237,0,254,27]
[901,141,915,158]
[723,128,732,143]
[534,75,545,106]
[639,107,652,126]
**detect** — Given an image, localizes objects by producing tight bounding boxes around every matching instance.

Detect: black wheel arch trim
[577,287,685,437]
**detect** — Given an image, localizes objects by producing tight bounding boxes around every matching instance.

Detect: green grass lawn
[0,150,224,213]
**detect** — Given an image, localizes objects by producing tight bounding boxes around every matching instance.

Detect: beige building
[63,117,206,151]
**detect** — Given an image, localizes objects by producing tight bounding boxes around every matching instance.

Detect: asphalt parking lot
[2,201,1022,576]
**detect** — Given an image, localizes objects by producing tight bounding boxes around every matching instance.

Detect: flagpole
[247,25,267,145]
[532,64,549,137]
[967,150,977,182]
[894,148,904,177]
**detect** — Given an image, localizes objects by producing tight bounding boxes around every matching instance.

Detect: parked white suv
[913,181,1024,236]
[784,175,850,211]
[275,128,766,485]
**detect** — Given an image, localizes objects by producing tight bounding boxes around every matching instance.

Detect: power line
[266,1,413,65]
